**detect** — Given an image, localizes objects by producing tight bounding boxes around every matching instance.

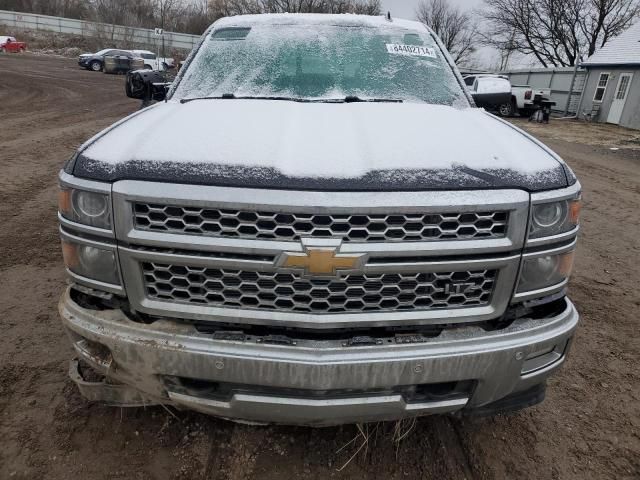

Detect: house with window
[578,22,640,129]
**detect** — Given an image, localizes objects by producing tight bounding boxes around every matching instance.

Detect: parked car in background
[0,36,26,53]
[79,49,138,72]
[132,50,175,70]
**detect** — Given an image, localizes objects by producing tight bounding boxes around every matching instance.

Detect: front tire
[498,100,516,117]
[90,60,102,72]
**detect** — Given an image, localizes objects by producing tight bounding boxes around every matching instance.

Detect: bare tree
[93,0,131,26]
[2,0,381,36]
[0,0,90,18]
[208,0,380,15]
[415,0,478,65]
[481,0,640,67]
[579,0,640,55]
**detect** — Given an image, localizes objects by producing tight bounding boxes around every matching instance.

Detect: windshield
[174,24,467,105]
[96,49,111,56]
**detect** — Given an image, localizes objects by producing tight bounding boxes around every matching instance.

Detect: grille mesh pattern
[142,263,496,313]
[134,204,508,242]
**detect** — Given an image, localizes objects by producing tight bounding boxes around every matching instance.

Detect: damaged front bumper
[60,288,579,426]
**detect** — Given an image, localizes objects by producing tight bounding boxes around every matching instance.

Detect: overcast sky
[380,0,483,21]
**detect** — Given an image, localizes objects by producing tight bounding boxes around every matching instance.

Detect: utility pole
[161,0,166,64]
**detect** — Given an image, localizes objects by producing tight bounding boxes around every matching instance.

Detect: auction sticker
[386,44,437,58]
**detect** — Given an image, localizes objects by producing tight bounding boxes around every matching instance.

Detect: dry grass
[336,419,418,471]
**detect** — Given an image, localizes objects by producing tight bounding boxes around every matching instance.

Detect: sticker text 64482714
[386,44,437,58]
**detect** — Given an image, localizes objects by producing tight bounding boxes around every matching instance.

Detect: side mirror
[126,70,171,101]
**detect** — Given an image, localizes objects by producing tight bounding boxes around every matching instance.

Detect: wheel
[0,47,6,54]
[498,101,515,117]
[144,64,152,70]
[90,60,102,72]
[125,76,134,97]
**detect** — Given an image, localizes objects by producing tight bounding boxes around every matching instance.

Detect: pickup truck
[0,36,26,53]
[59,14,581,426]
[464,75,552,117]
[503,85,553,118]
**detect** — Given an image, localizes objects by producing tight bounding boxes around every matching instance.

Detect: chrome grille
[142,263,497,313]
[133,204,508,242]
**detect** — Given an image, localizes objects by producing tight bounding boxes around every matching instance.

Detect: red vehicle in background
[0,36,26,53]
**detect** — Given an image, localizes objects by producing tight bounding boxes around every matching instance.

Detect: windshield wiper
[181,94,328,104]
[180,94,403,104]
[343,96,403,103]
[180,94,236,103]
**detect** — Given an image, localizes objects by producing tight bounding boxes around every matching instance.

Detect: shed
[579,22,640,129]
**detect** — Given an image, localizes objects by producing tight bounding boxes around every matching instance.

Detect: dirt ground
[0,54,638,480]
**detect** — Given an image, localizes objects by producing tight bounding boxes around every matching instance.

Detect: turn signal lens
[569,199,582,225]
[58,189,72,216]
[61,240,79,269]
[558,250,575,277]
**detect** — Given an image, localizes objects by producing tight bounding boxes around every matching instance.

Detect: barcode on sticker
[386,44,437,58]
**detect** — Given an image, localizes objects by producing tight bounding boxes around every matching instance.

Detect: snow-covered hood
[73,100,570,191]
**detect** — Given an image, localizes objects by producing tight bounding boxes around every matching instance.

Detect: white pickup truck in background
[132,50,175,71]
[463,74,551,117]
[505,85,553,118]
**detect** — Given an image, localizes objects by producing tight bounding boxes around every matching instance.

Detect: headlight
[62,240,120,285]
[59,188,111,230]
[529,198,581,239]
[517,250,575,293]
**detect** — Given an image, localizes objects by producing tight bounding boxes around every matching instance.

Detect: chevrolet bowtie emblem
[277,240,367,277]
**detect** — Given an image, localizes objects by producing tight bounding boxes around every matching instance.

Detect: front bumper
[60,288,579,426]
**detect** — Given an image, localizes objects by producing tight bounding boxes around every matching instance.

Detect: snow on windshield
[173,23,467,106]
